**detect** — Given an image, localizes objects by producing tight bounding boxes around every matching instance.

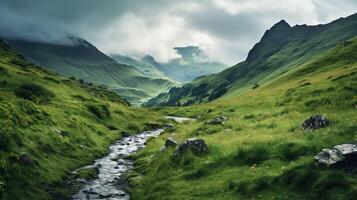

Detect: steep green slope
[6,37,176,105]
[129,36,357,200]
[145,13,357,106]
[0,40,164,200]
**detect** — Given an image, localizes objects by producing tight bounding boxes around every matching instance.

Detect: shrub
[252,83,260,89]
[311,172,349,199]
[15,83,54,104]
[0,66,8,75]
[0,130,12,151]
[87,104,111,119]
[278,142,309,161]
[279,167,319,191]
[234,145,270,165]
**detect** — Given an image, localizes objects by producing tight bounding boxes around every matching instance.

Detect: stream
[72,129,164,200]
[72,116,192,200]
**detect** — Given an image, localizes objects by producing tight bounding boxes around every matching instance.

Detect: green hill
[6,37,176,105]
[145,13,357,106]
[0,39,164,199]
[128,31,357,200]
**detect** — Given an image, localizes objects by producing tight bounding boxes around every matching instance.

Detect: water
[72,129,164,200]
[165,116,194,123]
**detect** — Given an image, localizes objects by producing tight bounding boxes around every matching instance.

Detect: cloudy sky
[0,0,356,64]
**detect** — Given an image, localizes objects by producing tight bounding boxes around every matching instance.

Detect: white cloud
[1,0,356,65]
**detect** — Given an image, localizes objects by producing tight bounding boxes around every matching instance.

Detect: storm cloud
[0,0,356,64]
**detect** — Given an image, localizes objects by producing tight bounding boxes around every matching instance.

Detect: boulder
[165,138,177,147]
[302,115,329,130]
[205,116,228,125]
[174,138,208,157]
[314,149,344,165]
[314,143,357,166]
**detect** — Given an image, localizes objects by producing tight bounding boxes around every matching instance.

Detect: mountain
[153,46,228,82]
[128,17,357,200]
[0,39,163,199]
[110,54,176,81]
[5,37,176,105]
[145,13,357,107]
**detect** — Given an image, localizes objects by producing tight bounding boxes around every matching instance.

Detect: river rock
[174,138,208,157]
[164,123,175,130]
[314,143,357,166]
[302,115,329,130]
[205,116,228,125]
[165,138,177,147]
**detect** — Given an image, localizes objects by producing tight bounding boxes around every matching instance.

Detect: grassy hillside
[145,13,357,107]
[128,36,357,199]
[6,37,176,105]
[0,39,165,199]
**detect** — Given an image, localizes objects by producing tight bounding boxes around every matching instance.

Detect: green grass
[0,42,166,200]
[128,38,357,199]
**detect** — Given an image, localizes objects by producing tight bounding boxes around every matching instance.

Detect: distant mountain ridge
[144,13,357,107]
[5,37,176,105]
[113,46,228,83]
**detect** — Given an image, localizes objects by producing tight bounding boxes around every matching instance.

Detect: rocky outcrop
[165,138,177,147]
[205,116,228,125]
[302,115,329,130]
[174,138,208,157]
[314,143,357,166]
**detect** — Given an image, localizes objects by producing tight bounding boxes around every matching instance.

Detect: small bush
[311,172,349,199]
[15,83,54,104]
[0,130,12,151]
[0,66,8,75]
[279,167,319,191]
[87,104,111,119]
[278,142,309,161]
[234,145,270,165]
[252,83,260,89]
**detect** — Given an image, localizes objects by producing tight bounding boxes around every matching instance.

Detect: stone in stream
[174,138,208,157]
[164,123,175,130]
[314,143,357,166]
[205,116,228,125]
[165,138,178,147]
[301,115,329,130]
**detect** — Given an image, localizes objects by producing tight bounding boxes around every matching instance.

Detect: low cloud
[0,0,356,64]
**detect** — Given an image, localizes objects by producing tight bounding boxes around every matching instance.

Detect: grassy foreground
[128,38,357,199]
[0,40,165,199]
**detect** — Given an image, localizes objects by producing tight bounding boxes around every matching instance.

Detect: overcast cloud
[0,0,356,64]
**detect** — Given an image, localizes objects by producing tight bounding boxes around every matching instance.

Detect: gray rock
[314,143,357,166]
[165,138,177,147]
[174,138,208,157]
[314,149,344,165]
[302,115,329,130]
[205,116,228,125]
[334,144,357,155]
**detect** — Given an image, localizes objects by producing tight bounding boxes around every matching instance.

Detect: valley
[0,5,356,200]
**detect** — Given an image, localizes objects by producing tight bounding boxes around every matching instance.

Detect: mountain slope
[145,13,357,106]
[0,39,164,199]
[129,36,357,200]
[6,37,175,105]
